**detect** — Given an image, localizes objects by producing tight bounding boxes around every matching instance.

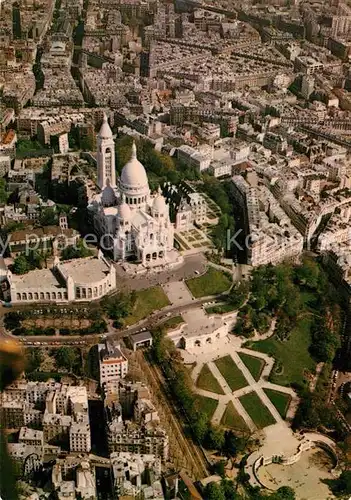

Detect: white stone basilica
[88,115,176,266]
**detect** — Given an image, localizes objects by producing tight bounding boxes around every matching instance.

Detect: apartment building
[98,342,128,387]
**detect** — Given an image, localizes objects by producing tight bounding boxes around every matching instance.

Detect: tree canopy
[54,347,80,373]
[61,241,93,261]
[0,178,7,204]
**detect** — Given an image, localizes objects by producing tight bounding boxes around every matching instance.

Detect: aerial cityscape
[1,0,351,499]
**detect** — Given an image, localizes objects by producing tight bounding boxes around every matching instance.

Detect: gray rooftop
[131,331,153,344]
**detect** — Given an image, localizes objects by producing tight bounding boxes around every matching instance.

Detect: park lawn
[263,388,291,419]
[162,315,184,331]
[194,395,218,420]
[124,287,170,326]
[238,352,265,382]
[196,364,225,395]
[186,267,232,298]
[214,355,248,392]
[249,317,316,387]
[220,401,249,432]
[239,392,276,429]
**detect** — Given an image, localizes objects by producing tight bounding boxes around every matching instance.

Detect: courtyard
[257,447,336,500]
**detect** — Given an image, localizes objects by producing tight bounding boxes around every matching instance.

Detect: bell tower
[97,113,116,190]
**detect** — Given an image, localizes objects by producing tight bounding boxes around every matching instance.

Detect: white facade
[8,252,116,304]
[69,422,91,453]
[98,342,128,386]
[97,113,116,193]
[177,144,212,172]
[89,119,175,266]
[58,133,69,154]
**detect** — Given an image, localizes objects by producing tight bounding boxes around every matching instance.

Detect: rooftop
[59,257,111,284]
[12,268,62,290]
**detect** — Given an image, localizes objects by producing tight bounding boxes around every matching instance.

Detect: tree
[192,411,208,442]
[61,241,93,261]
[27,250,44,270]
[310,319,340,363]
[295,258,320,289]
[204,482,225,500]
[54,347,79,372]
[25,349,43,373]
[0,178,7,204]
[12,255,30,275]
[326,470,351,496]
[273,486,296,500]
[39,207,57,226]
[205,426,225,450]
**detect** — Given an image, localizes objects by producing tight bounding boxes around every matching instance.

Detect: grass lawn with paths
[186,267,232,298]
[263,388,291,419]
[239,392,276,429]
[214,355,248,392]
[238,352,265,382]
[196,364,225,395]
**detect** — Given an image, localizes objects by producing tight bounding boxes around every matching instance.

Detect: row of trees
[151,327,298,499]
[203,482,296,500]
[5,306,100,330]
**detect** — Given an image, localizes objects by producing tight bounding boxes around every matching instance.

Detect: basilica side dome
[153,191,167,213]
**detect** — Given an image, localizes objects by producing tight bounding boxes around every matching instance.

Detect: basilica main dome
[120,142,148,189]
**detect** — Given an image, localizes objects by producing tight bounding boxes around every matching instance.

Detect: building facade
[8,252,116,304]
[98,342,128,387]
